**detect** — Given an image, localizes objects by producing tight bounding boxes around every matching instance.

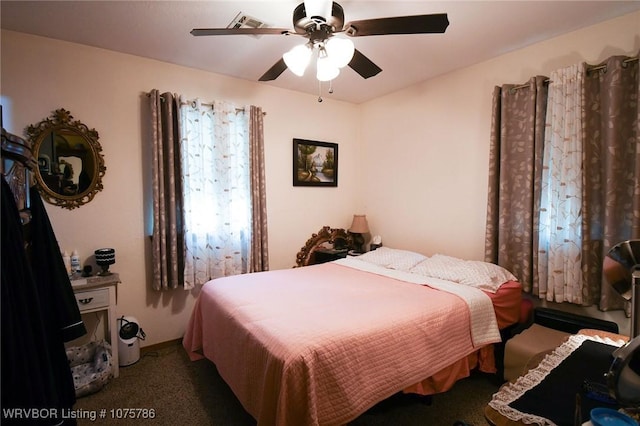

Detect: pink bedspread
[183,262,502,426]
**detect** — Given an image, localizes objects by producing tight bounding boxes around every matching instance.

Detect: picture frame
[293,138,338,187]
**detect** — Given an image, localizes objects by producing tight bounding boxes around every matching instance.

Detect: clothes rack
[2,122,88,425]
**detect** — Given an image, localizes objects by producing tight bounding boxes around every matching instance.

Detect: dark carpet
[74,342,499,425]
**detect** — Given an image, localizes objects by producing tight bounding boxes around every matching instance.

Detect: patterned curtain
[148,90,184,291]
[485,76,548,293]
[582,54,640,313]
[180,99,261,289]
[148,93,269,290]
[537,64,586,304]
[249,106,269,272]
[486,54,639,315]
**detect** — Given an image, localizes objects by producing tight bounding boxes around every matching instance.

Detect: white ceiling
[2,1,639,104]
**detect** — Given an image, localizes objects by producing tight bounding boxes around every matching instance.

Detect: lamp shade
[283,44,312,76]
[349,214,369,234]
[95,248,115,276]
[325,37,355,68]
[316,55,340,81]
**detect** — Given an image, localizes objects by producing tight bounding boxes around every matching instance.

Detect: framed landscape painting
[293,138,338,187]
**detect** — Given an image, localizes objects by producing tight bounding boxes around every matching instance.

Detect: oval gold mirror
[26,109,105,209]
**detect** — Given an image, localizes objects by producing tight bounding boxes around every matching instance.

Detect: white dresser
[71,273,120,377]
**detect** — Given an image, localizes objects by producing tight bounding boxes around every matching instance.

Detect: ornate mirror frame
[27,109,106,209]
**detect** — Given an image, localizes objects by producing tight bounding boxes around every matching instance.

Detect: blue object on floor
[590,408,636,426]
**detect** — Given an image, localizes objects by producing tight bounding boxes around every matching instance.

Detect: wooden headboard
[295,226,354,267]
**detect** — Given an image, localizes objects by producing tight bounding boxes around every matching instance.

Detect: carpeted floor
[74,342,500,425]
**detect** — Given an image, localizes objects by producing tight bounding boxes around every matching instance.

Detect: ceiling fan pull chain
[318,80,323,102]
[328,79,334,94]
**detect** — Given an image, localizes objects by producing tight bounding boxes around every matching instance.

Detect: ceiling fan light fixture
[325,37,354,68]
[283,43,312,76]
[193,2,450,89]
[316,54,340,81]
[304,0,333,21]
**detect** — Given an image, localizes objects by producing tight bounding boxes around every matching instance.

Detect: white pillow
[356,247,427,271]
[409,254,517,292]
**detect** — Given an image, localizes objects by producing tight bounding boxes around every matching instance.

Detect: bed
[183,246,522,426]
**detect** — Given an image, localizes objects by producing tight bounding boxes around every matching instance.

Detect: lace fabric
[488,334,626,425]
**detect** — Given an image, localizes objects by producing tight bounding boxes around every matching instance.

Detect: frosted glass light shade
[325,37,355,68]
[283,44,312,77]
[304,0,332,20]
[316,55,340,81]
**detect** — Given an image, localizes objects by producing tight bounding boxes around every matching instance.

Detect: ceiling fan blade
[259,58,288,81]
[348,49,382,79]
[343,13,449,37]
[191,28,294,36]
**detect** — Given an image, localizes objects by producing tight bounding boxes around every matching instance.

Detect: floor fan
[603,240,640,410]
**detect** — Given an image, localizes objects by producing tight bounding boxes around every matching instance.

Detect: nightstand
[313,248,348,264]
[71,273,120,377]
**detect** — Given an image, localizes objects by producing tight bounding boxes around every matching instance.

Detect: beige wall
[359,11,639,335]
[1,30,361,346]
[360,11,639,260]
[1,10,639,344]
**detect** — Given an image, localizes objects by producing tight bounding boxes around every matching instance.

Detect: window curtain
[148,90,184,291]
[248,105,269,273]
[582,55,640,313]
[484,76,548,293]
[537,64,586,304]
[485,53,639,314]
[148,92,269,290]
[180,99,269,289]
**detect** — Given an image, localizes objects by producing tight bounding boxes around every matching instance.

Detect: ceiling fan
[190,0,449,83]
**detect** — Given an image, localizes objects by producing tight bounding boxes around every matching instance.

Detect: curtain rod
[510,56,638,91]
[179,100,267,116]
[145,92,266,115]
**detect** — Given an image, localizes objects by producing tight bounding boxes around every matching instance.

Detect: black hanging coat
[1,178,86,424]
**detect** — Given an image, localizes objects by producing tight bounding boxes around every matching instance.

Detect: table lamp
[95,248,115,276]
[348,214,369,253]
